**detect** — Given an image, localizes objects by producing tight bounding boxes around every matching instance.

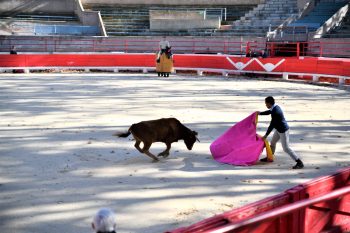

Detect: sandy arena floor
[1,73,349,233]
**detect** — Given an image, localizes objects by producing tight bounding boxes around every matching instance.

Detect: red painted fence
[1,54,349,84]
[166,167,350,233]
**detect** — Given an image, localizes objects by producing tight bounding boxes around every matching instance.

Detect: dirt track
[1,73,349,233]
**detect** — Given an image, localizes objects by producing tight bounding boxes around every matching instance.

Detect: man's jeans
[270,130,299,161]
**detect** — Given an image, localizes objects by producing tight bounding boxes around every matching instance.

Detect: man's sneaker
[260,157,273,162]
[292,159,304,169]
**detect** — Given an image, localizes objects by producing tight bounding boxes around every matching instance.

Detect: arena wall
[0,0,75,14]
[1,54,349,84]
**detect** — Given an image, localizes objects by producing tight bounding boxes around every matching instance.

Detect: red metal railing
[245,41,350,58]
[0,37,246,54]
[1,37,349,58]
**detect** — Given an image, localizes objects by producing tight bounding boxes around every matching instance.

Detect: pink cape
[210,112,265,166]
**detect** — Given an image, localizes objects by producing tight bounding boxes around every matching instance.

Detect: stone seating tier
[84,4,255,36]
[324,4,350,38]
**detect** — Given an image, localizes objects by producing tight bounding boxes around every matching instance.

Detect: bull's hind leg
[134,140,143,154]
[142,142,159,162]
[158,142,171,158]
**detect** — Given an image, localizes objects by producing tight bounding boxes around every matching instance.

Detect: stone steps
[290,1,347,33]
[86,4,255,36]
[323,4,350,38]
[228,0,298,36]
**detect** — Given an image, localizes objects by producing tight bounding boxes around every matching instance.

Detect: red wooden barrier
[208,186,350,233]
[0,54,155,67]
[0,54,349,83]
[166,167,350,233]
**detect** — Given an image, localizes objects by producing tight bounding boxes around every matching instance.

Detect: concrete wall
[150,11,205,20]
[76,0,106,35]
[81,0,262,5]
[151,18,221,31]
[76,1,99,24]
[0,0,75,14]
[150,10,221,31]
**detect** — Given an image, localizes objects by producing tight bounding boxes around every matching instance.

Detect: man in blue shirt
[259,96,304,169]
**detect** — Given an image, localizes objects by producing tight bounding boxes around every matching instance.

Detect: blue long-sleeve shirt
[259,105,289,136]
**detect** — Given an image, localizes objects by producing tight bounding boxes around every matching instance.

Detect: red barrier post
[297,42,300,58]
[246,42,250,55]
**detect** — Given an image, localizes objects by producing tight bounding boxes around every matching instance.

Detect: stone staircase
[84,4,254,36]
[324,4,350,38]
[290,0,348,32]
[90,6,149,36]
[222,0,299,37]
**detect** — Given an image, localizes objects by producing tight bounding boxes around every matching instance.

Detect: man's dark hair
[265,96,275,105]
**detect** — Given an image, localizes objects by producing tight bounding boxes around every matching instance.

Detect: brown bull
[114,118,199,162]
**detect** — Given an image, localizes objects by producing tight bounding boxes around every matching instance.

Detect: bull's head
[184,130,199,150]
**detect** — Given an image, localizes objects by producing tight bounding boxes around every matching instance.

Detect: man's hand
[262,135,267,140]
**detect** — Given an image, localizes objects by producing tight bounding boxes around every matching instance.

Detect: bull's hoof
[157,152,164,157]
[152,158,159,163]
[158,152,169,157]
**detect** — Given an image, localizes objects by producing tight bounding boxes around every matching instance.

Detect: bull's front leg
[158,142,171,157]
[142,142,159,162]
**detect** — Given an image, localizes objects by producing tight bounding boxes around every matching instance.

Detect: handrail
[210,186,350,233]
[15,14,77,20]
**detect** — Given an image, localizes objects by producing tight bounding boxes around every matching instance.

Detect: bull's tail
[113,129,131,138]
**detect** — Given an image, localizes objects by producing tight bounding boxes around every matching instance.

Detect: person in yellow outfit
[159,36,170,54]
[156,36,174,77]
[258,96,304,169]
